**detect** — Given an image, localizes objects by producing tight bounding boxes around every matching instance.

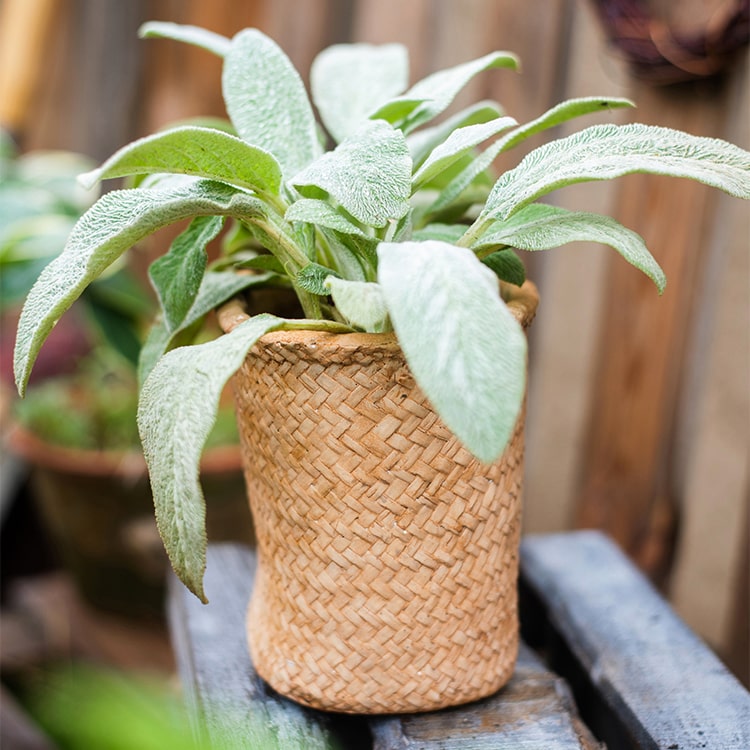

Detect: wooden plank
[371,644,599,749]
[167,544,349,750]
[572,73,739,581]
[520,530,750,750]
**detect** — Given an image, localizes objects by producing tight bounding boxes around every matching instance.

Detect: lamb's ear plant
[13,22,750,601]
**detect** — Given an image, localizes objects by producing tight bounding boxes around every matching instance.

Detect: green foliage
[12,24,750,600]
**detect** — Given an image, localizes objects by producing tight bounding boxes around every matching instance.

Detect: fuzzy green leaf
[325,277,391,332]
[139,21,230,57]
[291,120,411,228]
[297,263,340,295]
[138,314,285,601]
[412,223,467,244]
[430,97,635,214]
[311,43,408,143]
[285,197,369,237]
[138,270,274,386]
[149,216,224,333]
[14,180,266,395]
[408,101,505,167]
[473,203,666,292]
[481,249,526,286]
[398,51,519,134]
[412,116,517,187]
[223,29,321,177]
[378,241,527,463]
[476,123,750,226]
[79,127,283,195]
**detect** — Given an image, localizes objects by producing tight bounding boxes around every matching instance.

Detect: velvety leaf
[412,116,517,187]
[137,270,275,386]
[481,249,526,286]
[138,314,286,601]
[149,216,224,333]
[398,51,519,133]
[14,180,265,395]
[368,97,430,127]
[411,223,466,244]
[476,123,750,226]
[285,197,369,237]
[378,240,527,463]
[296,263,340,295]
[79,127,283,195]
[291,120,411,228]
[407,100,505,167]
[325,277,391,332]
[222,29,321,177]
[430,97,634,214]
[139,21,230,57]
[473,203,666,292]
[311,43,408,142]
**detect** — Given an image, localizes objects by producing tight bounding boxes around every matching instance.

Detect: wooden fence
[1,0,747,683]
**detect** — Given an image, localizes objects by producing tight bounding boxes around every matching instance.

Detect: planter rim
[218,279,539,341]
[6,423,243,478]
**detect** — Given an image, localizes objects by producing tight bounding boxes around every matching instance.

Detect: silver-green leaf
[138,313,285,601]
[79,126,283,195]
[398,51,519,134]
[412,116,517,187]
[472,203,666,293]
[325,276,391,332]
[14,180,265,395]
[291,120,411,228]
[148,216,225,333]
[222,29,321,177]
[311,43,408,143]
[475,123,750,226]
[139,21,230,57]
[378,240,527,463]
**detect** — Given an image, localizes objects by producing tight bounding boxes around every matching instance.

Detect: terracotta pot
[222,281,538,713]
[7,426,252,619]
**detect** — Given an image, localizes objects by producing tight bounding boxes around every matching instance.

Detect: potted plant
[1,136,251,619]
[12,22,750,711]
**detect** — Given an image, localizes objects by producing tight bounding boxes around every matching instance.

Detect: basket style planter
[222,281,538,714]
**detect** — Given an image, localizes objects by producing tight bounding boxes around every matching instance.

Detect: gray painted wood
[371,644,599,749]
[167,544,341,750]
[520,530,750,750]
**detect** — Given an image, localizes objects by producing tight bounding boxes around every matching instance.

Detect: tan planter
[8,427,252,619]
[223,281,538,713]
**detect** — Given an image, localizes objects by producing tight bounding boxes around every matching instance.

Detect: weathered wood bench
[168,531,750,749]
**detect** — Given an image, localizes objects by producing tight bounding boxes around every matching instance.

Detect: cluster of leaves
[13,23,750,599]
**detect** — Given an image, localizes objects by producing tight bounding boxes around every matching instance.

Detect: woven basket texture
[227,282,538,714]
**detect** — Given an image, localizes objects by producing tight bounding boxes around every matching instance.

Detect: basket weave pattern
[228,283,538,714]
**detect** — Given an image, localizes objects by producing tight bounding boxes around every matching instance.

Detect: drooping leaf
[430,97,635,214]
[325,277,391,332]
[222,29,321,177]
[481,249,526,286]
[412,116,517,187]
[139,21,230,57]
[407,100,506,167]
[311,43,408,143]
[137,270,274,386]
[291,120,411,228]
[79,127,283,195]
[378,240,527,463]
[138,314,286,601]
[475,123,750,227]
[149,216,225,333]
[14,180,266,395]
[397,51,519,134]
[472,203,666,292]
